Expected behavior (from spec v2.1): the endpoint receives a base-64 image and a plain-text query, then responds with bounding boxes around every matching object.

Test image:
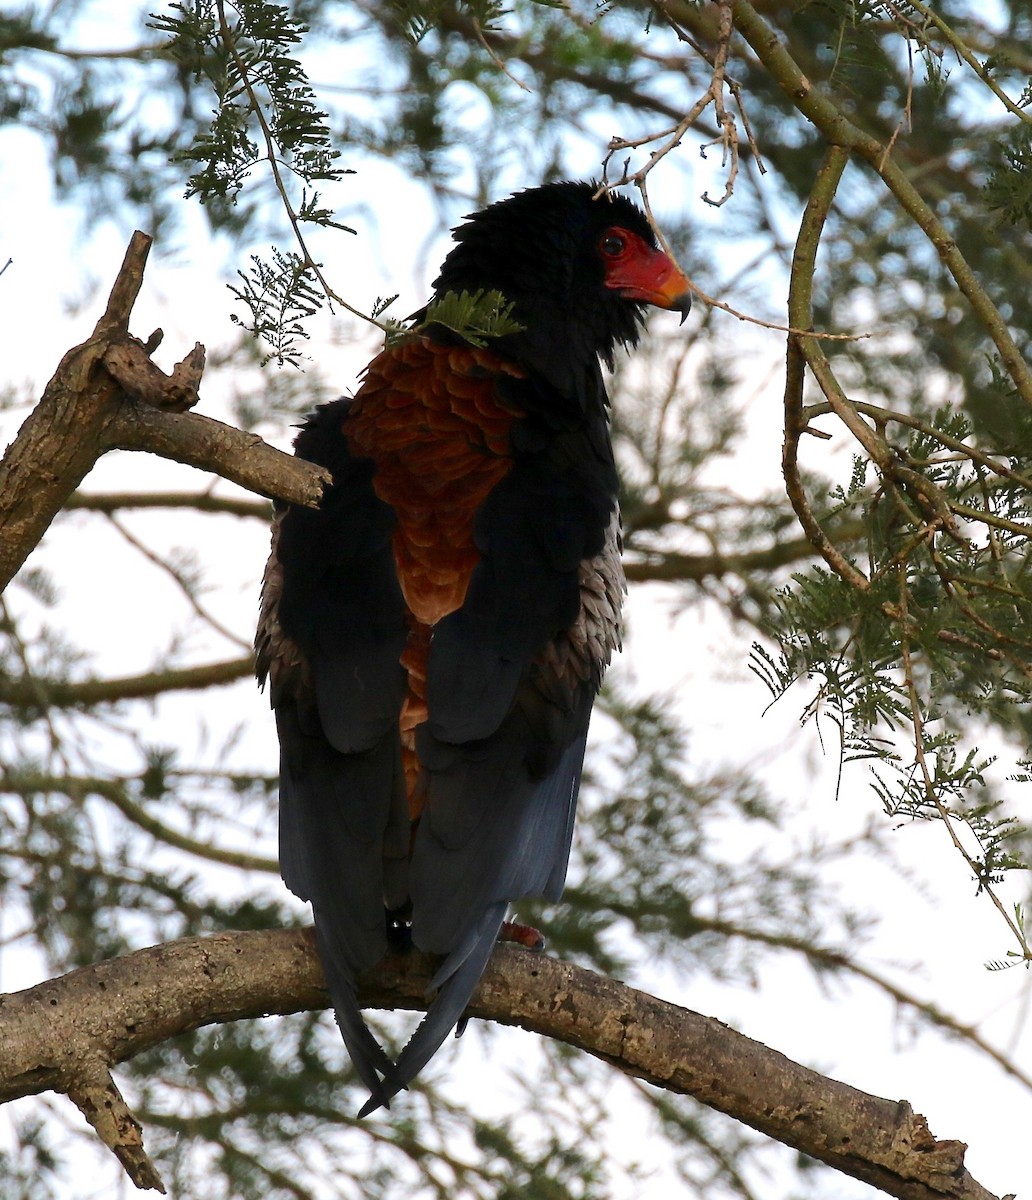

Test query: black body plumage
[256,181,685,1112]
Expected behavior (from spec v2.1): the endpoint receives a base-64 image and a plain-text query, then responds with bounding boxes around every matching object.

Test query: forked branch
[0,231,329,596]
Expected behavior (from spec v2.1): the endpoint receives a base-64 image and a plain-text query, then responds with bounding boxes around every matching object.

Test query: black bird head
[430,181,692,392]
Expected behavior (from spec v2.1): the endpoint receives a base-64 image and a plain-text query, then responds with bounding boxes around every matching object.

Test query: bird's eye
[600,232,626,257]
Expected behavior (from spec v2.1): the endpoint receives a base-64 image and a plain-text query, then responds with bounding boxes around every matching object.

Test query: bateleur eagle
[256,180,691,1113]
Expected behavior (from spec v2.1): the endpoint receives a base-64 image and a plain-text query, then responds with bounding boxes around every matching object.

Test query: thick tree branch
[0,231,328,596]
[106,404,327,512]
[0,931,1008,1200]
[0,232,149,592]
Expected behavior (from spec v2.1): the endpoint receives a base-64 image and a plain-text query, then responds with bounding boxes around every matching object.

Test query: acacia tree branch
[107,404,328,511]
[623,524,865,584]
[0,930,1007,1200]
[0,231,329,596]
[64,490,272,519]
[0,231,156,592]
[0,657,254,708]
[0,771,278,874]
[783,144,871,590]
[682,913,1032,1095]
[723,0,1032,412]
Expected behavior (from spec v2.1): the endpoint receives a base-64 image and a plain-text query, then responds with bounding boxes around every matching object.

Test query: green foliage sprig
[147,1,535,364]
[148,1,363,361]
[228,247,322,368]
[148,0,346,202]
[388,0,512,43]
[415,288,525,347]
[754,405,1032,968]
[985,128,1032,231]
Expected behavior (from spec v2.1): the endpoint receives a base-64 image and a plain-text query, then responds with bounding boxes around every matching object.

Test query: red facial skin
[599,226,693,317]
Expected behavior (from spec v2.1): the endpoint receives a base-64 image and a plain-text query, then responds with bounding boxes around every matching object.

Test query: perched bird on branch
[256,180,691,1113]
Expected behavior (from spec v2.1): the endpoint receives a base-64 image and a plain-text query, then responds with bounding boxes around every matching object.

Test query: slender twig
[699,0,739,208]
[666,910,1032,1095]
[213,1,390,334]
[0,771,278,874]
[903,0,1032,125]
[867,519,942,587]
[729,0,1032,412]
[681,273,875,340]
[105,512,251,651]
[877,3,915,172]
[0,657,254,708]
[804,400,1032,492]
[0,596,65,757]
[20,42,161,62]
[627,1076,763,1200]
[472,17,531,92]
[948,502,1032,540]
[65,490,271,519]
[602,0,741,207]
[928,553,1032,668]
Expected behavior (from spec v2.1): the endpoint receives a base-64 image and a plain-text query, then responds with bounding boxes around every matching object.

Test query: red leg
[499,919,545,951]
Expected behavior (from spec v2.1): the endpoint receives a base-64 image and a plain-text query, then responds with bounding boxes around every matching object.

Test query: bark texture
[0,930,1010,1200]
[0,231,328,594]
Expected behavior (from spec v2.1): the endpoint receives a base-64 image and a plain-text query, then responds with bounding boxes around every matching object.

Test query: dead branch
[106,404,327,513]
[0,231,329,596]
[0,930,1009,1200]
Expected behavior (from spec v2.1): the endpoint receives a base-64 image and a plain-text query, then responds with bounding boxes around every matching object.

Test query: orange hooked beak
[605,240,693,323]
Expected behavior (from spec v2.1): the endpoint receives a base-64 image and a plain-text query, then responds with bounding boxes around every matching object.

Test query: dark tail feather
[359,902,507,1116]
[313,921,395,1112]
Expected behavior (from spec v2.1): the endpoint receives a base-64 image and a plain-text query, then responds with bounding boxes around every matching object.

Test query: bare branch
[104,512,252,651]
[622,526,864,583]
[727,0,1032,412]
[0,232,158,592]
[106,404,328,510]
[0,657,254,708]
[0,231,327,595]
[67,1068,166,1194]
[0,771,278,874]
[903,0,1032,125]
[783,144,870,590]
[0,932,1008,1200]
[64,491,272,519]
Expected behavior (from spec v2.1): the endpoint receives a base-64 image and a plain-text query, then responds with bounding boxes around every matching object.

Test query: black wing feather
[378,695,592,1107]
[426,427,615,743]
[411,688,593,953]
[266,400,409,1104]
